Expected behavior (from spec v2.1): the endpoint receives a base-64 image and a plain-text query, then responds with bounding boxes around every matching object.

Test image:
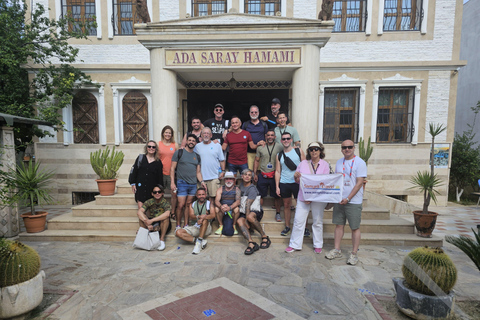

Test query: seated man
[175,187,215,254]
[237,169,271,255]
[136,184,171,251]
[214,171,240,235]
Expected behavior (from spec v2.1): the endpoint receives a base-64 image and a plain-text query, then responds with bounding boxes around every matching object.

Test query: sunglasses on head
[342,145,354,150]
[309,147,321,152]
[152,190,163,194]
[147,145,156,149]
[281,137,291,141]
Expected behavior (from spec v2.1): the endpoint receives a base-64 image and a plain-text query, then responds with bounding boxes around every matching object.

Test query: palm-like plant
[446,229,480,272]
[0,160,55,215]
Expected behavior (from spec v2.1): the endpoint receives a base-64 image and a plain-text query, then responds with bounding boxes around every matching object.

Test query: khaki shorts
[183,223,212,238]
[332,203,362,230]
[204,179,221,198]
[247,152,256,171]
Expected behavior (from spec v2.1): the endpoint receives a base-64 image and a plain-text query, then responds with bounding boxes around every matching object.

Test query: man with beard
[260,98,290,129]
[203,103,229,145]
[170,134,207,232]
[214,171,241,236]
[175,187,215,254]
[242,105,267,170]
[274,112,301,147]
[180,117,203,148]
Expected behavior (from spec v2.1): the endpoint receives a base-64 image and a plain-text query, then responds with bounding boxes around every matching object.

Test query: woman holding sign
[286,142,330,253]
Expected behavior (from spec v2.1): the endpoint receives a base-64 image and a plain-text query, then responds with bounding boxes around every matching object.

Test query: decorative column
[292,44,321,146]
[150,48,178,142]
[0,126,19,238]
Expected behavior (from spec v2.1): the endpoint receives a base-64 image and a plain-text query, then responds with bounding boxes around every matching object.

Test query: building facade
[31,0,464,206]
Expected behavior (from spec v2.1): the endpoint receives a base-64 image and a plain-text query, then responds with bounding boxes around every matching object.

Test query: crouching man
[176,187,215,254]
[136,184,171,251]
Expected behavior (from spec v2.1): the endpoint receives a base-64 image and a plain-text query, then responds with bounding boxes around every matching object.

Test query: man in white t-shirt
[325,139,367,266]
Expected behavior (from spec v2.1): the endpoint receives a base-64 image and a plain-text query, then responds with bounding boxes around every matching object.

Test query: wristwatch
[346,197,350,202]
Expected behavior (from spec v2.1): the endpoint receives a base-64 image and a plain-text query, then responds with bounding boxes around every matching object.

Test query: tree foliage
[0,0,96,148]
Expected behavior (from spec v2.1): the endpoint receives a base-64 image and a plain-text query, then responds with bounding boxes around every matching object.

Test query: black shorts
[239,209,264,222]
[279,182,299,199]
[256,173,279,198]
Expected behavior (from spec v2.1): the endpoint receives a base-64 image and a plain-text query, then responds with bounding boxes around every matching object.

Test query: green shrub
[0,239,41,287]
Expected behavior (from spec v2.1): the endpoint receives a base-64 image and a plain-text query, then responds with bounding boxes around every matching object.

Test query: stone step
[18,229,442,247]
[49,212,411,235]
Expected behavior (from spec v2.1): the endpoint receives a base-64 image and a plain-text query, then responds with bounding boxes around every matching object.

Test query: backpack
[277,148,301,171]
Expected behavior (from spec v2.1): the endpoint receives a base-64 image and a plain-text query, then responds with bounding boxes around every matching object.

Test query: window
[376,87,414,142]
[123,91,148,143]
[192,0,227,17]
[323,88,359,143]
[113,0,139,35]
[61,0,96,35]
[332,0,367,32]
[383,0,422,31]
[72,91,99,144]
[244,0,280,15]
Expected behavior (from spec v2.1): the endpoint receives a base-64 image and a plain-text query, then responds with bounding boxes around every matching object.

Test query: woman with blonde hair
[158,125,179,214]
[129,140,163,209]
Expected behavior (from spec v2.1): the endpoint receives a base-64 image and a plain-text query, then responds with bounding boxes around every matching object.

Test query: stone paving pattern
[17,204,480,319]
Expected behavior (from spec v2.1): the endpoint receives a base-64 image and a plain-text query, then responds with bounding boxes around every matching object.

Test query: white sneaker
[325,248,342,260]
[201,239,208,249]
[347,252,359,265]
[158,240,165,251]
[174,226,181,234]
[192,240,202,254]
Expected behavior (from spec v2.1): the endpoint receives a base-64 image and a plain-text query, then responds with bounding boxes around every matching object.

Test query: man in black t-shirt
[203,103,229,145]
[261,98,290,129]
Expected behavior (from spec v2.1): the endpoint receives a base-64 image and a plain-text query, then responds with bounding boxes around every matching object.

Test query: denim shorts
[227,162,248,176]
[176,179,197,197]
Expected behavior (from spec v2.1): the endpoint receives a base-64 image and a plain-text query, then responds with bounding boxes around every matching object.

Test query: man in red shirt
[222,116,263,176]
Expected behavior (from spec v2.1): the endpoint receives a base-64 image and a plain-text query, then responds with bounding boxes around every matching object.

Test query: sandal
[244,241,259,255]
[260,236,271,249]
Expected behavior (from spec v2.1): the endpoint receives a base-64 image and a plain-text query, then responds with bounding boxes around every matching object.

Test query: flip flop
[260,236,271,249]
[244,241,259,255]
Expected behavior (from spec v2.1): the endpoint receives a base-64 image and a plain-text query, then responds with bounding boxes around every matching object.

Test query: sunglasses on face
[342,146,354,150]
[147,145,156,149]
[281,137,291,141]
[250,111,258,114]
[309,147,321,152]
[152,191,163,194]
[215,108,223,112]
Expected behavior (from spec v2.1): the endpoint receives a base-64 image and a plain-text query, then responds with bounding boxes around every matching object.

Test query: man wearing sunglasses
[203,103,229,145]
[242,105,267,170]
[325,140,367,266]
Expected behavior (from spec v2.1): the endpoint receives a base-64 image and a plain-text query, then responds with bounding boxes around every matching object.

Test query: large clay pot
[20,211,48,233]
[0,271,45,319]
[96,179,117,196]
[413,210,438,238]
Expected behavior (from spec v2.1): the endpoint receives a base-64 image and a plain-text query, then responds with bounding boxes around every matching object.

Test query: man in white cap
[214,171,240,235]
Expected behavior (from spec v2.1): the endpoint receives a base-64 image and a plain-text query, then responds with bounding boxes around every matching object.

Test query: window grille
[244,0,281,15]
[192,0,227,17]
[332,0,367,32]
[376,87,415,143]
[323,88,359,143]
[72,91,99,144]
[61,0,96,35]
[383,0,423,31]
[112,0,139,35]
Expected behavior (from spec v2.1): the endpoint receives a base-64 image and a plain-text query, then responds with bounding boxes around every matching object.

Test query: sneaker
[314,248,322,254]
[280,226,291,236]
[325,248,342,260]
[192,240,202,254]
[275,213,282,222]
[201,239,208,249]
[304,228,311,238]
[174,226,181,234]
[285,246,296,253]
[215,226,223,235]
[158,240,166,251]
[234,227,238,235]
[347,252,359,265]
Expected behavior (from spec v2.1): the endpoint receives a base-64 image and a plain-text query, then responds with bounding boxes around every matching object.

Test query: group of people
[128,98,367,265]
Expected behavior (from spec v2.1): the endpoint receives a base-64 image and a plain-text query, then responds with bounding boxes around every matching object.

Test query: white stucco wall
[293,0,317,19]
[426,71,450,142]
[73,45,150,64]
[159,0,180,21]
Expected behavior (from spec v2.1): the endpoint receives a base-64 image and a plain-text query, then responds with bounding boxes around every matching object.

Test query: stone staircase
[19,185,443,247]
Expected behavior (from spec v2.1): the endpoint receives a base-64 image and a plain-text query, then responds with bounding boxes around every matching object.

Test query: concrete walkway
[16,204,480,319]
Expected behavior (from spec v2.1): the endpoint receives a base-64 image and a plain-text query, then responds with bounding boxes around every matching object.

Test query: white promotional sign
[299,173,344,203]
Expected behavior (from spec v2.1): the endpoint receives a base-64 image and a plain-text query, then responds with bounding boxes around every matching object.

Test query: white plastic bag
[133,227,161,250]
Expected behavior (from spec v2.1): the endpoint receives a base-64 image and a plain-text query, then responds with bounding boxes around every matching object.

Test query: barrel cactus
[402,246,457,296]
[0,239,41,287]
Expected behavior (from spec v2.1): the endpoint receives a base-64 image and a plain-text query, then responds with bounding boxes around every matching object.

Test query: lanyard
[342,155,355,178]
[195,201,206,216]
[311,161,320,174]
[266,143,275,163]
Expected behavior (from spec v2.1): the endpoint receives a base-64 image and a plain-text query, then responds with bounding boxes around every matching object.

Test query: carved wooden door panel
[123,91,148,143]
[72,91,99,144]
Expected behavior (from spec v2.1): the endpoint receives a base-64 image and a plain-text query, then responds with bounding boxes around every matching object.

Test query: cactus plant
[402,246,457,296]
[358,137,373,165]
[90,146,125,180]
[0,239,41,287]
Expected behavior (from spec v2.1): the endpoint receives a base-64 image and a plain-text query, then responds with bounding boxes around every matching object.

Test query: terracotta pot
[412,210,438,238]
[20,211,48,233]
[23,156,31,161]
[96,179,117,196]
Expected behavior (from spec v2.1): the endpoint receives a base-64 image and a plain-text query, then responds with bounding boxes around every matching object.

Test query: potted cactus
[393,246,457,319]
[0,239,45,319]
[90,146,125,196]
[358,137,373,189]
